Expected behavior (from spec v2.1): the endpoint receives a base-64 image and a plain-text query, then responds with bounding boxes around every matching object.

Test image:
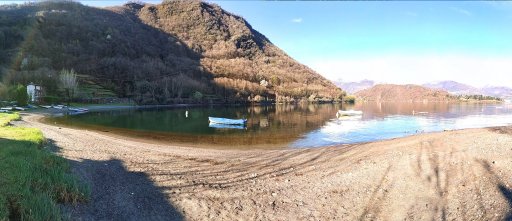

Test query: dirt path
[19,113,512,220]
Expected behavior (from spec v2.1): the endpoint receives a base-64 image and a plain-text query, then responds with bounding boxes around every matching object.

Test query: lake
[47,102,512,149]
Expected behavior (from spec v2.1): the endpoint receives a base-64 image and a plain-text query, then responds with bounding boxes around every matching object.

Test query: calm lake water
[48,102,512,149]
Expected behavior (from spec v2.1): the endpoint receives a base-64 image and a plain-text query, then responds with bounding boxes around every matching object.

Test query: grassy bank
[0,113,20,127]
[0,113,88,220]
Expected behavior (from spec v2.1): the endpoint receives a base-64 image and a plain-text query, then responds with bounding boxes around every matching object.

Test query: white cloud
[307,54,512,87]
[450,7,472,16]
[291,18,303,23]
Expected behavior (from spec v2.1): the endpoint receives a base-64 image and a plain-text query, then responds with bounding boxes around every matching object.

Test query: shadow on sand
[46,139,183,221]
[477,159,512,221]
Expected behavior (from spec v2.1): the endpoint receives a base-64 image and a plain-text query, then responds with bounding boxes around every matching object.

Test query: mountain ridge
[0,1,343,104]
[355,84,455,102]
[423,81,512,98]
[334,79,375,94]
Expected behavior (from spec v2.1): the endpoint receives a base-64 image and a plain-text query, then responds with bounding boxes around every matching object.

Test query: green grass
[0,113,89,221]
[0,113,20,127]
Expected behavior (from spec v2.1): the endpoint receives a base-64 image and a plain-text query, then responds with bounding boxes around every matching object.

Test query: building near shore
[27,83,43,103]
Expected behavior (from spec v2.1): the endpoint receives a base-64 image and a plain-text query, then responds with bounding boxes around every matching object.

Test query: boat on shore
[336,110,363,118]
[208,117,247,125]
[68,108,89,115]
[69,108,89,112]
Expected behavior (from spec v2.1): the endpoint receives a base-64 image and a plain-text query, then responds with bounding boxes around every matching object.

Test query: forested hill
[355,84,456,102]
[0,1,344,104]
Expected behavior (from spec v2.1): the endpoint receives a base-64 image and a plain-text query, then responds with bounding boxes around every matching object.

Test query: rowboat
[208,117,247,125]
[412,110,428,115]
[208,123,246,130]
[69,108,89,112]
[337,115,362,120]
[336,110,363,117]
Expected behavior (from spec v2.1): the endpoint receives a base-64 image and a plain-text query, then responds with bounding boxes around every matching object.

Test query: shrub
[14,84,28,106]
[192,91,203,101]
[343,95,356,104]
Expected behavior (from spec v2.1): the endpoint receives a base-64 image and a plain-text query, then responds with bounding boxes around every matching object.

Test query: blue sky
[3,1,512,87]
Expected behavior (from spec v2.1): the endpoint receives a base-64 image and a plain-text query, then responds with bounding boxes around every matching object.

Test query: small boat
[208,117,247,125]
[336,110,363,117]
[40,105,52,109]
[337,115,362,120]
[208,123,246,130]
[68,108,89,115]
[69,108,89,112]
[412,110,429,115]
[67,111,87,116]
[1,107,13,111]
[14,107,25,111]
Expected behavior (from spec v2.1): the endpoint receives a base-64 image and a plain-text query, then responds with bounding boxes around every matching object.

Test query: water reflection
[48,103,340,148]
[47,102,512,149]
[292,102,512,148]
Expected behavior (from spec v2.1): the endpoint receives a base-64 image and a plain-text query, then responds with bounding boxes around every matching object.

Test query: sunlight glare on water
[291,107,512,148]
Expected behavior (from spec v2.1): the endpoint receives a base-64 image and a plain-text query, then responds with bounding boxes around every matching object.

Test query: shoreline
[33,102,511,151]
[16,112,512,220]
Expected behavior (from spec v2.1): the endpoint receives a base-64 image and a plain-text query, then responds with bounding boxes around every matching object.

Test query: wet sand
[18,113,512,220]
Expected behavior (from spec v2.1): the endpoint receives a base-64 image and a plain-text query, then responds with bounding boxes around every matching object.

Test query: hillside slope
[355,84,455,102]
[0,1,343,104]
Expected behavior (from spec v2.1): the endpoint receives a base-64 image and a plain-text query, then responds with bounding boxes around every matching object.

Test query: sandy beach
[17,113,512,220]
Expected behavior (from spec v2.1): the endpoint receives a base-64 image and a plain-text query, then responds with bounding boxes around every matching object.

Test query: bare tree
[59,69,78,105]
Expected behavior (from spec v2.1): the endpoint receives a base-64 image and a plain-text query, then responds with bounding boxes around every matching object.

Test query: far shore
[28,98,507,116]
[14,112,512,220]
[355,99,504,103]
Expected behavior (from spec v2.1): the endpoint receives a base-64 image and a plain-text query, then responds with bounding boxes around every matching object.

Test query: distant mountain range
[422,81,512,98]
[334,80,375,94]
[422,81,480,95]
[336,80,512,98]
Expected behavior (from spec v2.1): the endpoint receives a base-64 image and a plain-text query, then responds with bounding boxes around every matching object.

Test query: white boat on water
[208,117,247,125]
[208,123,246,130]
[412,110,429,115]
[337,115,362,120]
[336,110,363,117]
